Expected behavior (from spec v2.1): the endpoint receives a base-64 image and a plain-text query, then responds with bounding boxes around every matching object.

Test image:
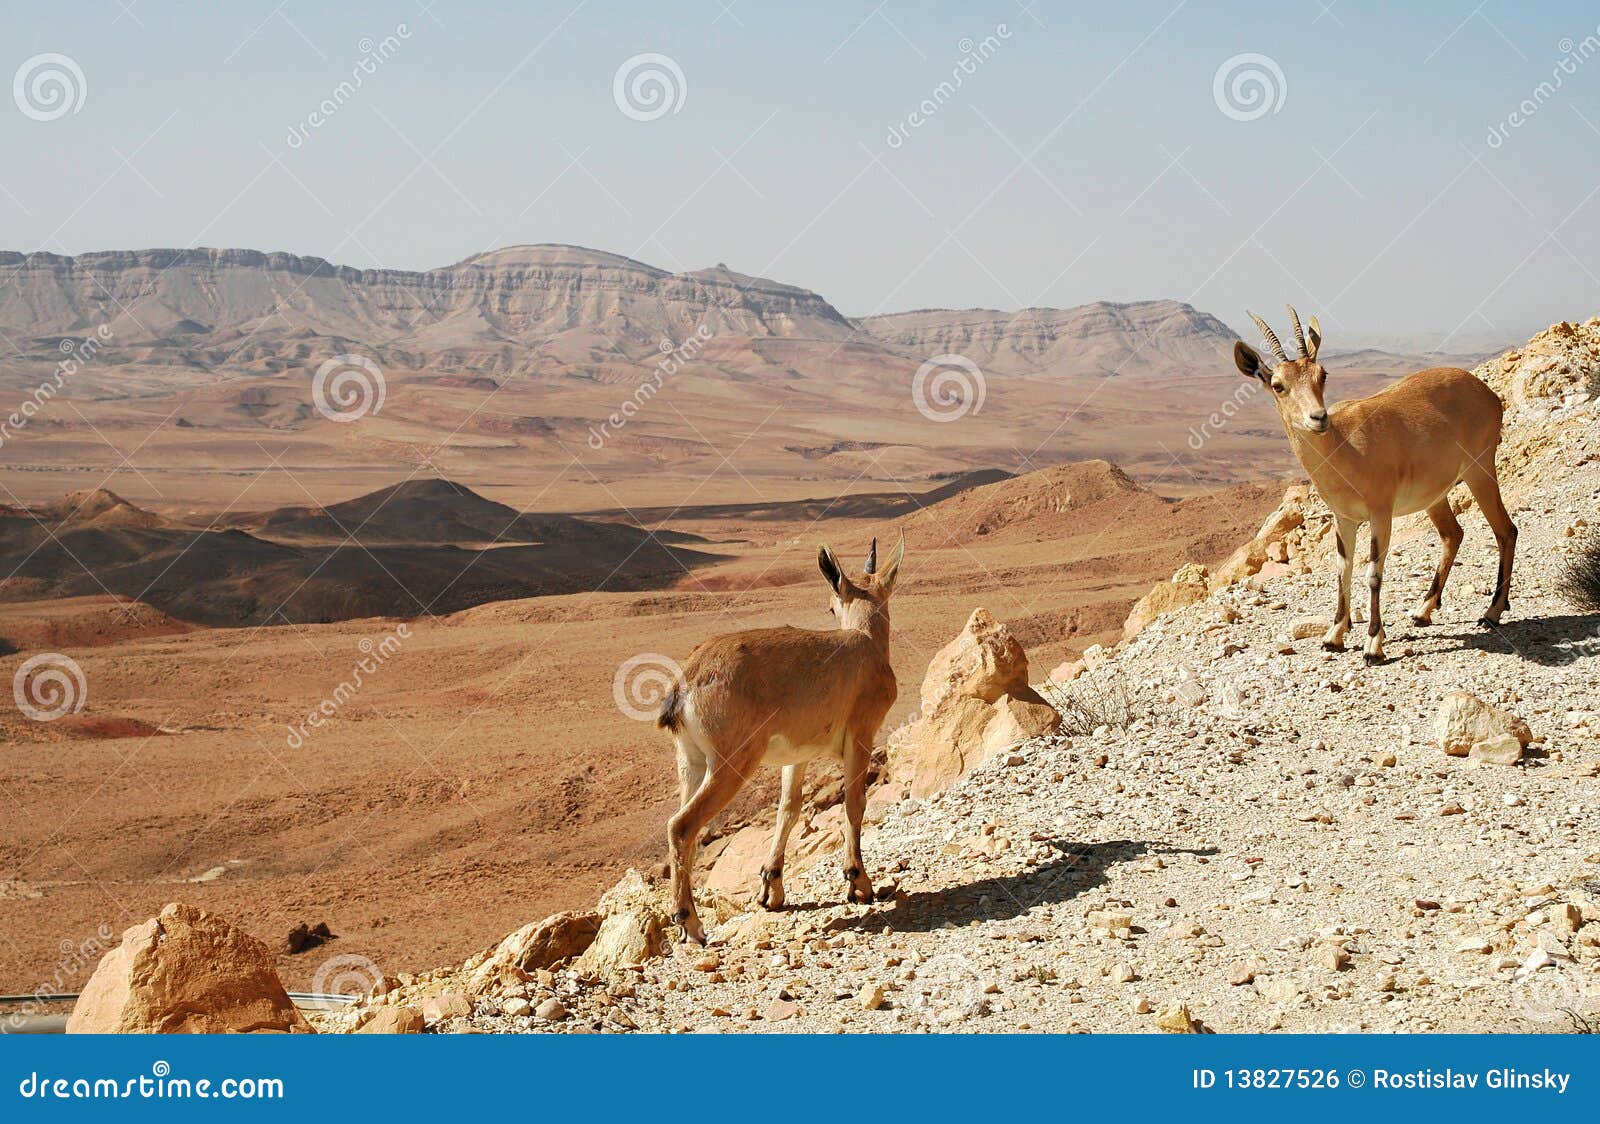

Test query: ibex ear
[878,534,906,596]
[1305,316,1321,361]
[1233,340,1267,383]
[818,545,843,593]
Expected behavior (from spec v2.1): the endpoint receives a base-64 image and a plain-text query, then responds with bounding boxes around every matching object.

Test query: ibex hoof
[1362,652,1387,666]
[1320,640,1345,652]
[1409,613,1433,627]
[672,909,706,946]
[1477,615,1501,628]
[757,868,785,911]
[844,866,874,904]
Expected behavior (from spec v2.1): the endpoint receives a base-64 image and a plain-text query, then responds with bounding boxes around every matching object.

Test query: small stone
[1290,618,1324,640]
[859,984,886,1011]
[1132,995,1152,1014]
[1455,937,1492,954]
[1089,910,1134,932]
[1226,961,1258,986]
[765,997,799,1022]
[1111,962,1137,983]
[535,997,569,1021]
[500,997,532,1018]
[1467,734,1523,766]
[1318,945,1351,971]
[1156,1003,1198,1033]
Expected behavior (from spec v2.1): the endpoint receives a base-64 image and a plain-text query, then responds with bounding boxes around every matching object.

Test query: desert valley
[2,245,1596,1036]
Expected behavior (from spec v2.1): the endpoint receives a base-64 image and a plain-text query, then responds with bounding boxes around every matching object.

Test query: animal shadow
[1432,611,1600,666]
[817,838,1219,936]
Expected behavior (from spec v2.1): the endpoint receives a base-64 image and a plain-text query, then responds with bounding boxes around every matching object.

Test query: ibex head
[818,533,904,632]
[1234,305,1329,434]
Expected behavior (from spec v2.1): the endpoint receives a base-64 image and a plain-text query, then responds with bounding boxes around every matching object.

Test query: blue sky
[3,1,1598,347]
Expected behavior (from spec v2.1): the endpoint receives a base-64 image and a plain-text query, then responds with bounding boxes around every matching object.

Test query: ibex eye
[1272,383,1286,394]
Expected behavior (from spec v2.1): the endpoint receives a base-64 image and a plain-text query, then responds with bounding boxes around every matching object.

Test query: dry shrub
[1558,532,1600,612]
[1039,675,1133,737]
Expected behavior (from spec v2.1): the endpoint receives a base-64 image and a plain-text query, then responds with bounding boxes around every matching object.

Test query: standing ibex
[657,536,903,943]
[1234,308,1515,664]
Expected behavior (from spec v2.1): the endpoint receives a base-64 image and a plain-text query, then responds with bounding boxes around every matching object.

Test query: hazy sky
[3,1,1598,348]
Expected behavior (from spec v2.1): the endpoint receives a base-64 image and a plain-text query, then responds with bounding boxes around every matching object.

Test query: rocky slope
[305,320,1600,1036]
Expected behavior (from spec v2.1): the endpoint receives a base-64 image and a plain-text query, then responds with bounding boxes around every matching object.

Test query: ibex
[1234,307,1515,664]
[657,536,903,943]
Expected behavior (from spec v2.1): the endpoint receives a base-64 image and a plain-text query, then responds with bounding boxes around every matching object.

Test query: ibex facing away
[1234,307,1515,664]
[657,536,902,943]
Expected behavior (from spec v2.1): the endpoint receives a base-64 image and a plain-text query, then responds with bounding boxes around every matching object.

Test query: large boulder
[574,870,670,977]
[68,903,311,1034]
[465,909,602,992]
[919,608,1047,707]
[1436,692,1533,759]
[1209,484,1334,589]
[1123,562,1210,641]
[891,609,1060,798]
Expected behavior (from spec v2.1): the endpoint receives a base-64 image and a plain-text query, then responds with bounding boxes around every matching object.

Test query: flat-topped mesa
[0,243,855,352]
[856,299,1238,372]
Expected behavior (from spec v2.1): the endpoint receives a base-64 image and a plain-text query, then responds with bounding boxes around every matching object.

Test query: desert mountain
[0,479,718,626]
[856,301,1237,376]
[0,245,855,363]
[0,245,1237,378]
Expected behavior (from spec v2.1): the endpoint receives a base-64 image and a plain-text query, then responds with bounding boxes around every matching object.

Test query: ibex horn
[1246,310,1289,364]
[864,537,878,574]
[1286,305,1308,359]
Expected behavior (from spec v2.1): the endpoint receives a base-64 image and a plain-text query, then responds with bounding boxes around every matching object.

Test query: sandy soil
[0,464,1276,993]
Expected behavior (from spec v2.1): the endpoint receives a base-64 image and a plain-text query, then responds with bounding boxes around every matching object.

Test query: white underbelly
[1393,476,1457,518]
[762,727,846,767]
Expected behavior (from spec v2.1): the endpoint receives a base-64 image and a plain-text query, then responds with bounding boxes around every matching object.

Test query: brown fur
[660,537,903,942]
[1236,308,1515,663]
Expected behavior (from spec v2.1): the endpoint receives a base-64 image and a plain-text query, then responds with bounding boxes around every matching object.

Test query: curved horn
[1285,305,1309,358]
[1246,309,1289,364]
[864,537,878,574]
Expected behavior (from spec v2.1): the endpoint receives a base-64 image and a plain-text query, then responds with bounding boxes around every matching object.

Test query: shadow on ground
[799,839,1219,935]
[1432,611,1600,666]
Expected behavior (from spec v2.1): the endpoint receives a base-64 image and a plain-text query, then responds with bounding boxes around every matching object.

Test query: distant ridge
[0,244,1239,379]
